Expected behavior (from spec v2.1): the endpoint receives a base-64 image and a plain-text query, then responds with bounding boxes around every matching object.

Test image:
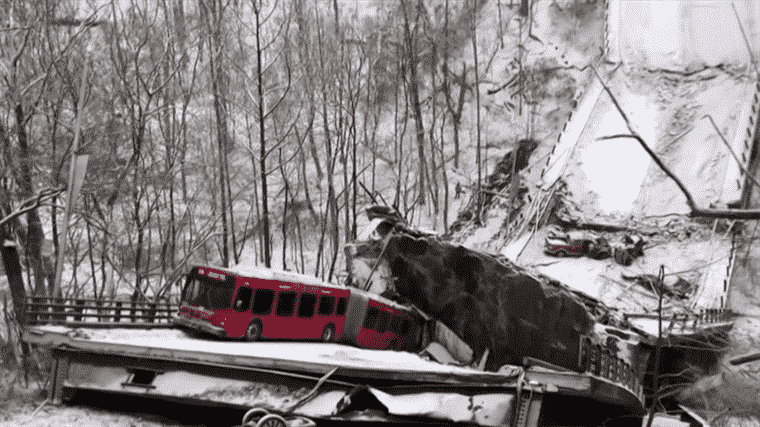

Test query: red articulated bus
[174,265,424,351]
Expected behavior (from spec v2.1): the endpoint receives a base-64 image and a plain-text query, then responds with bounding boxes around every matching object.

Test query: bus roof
[199,263,347,291]
[193,264,414,312]
[349,285,415,311]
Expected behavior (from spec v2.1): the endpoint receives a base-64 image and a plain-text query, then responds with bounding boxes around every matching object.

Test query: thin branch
[591,65,760,220]
[0,188,65,229]
[597,134,698,209]
[731,1,757,73]
[701,114,760,193]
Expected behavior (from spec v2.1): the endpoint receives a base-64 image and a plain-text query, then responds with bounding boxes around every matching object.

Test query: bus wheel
[321,324,335,342]
[245,320,263,342]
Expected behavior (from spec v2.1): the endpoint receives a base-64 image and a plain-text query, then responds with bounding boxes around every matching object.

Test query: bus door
[268,282,300,339]
[226,281,254,338]
[315,290,349,341]
[295,291,320,338]
[250,285,276,338]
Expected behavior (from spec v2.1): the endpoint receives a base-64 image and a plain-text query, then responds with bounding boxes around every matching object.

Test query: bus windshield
[182,274,234,311]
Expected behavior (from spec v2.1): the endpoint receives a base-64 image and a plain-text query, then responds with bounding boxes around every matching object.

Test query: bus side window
[318,296,335,316]
[209,286,234,310]
[336,297,348,316]
[364,308,380,330]
[377,311,390,333]
[252,289,275,315]
[400,319,411,335]
[298,294,317,318]
[276,292,297,317]
[234,287,253,312]
[181,276,193,301]
[188,279,202,306]
[389,316,403,334]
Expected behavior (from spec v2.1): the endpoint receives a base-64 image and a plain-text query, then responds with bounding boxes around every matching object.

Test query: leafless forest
[1,0,479,301]
[0,0,601,412]
[0,0,591,304]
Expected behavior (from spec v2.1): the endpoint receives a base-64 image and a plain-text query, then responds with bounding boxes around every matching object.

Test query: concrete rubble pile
[345,207,650,376]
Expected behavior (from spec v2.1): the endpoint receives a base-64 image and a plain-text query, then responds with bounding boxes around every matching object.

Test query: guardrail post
[130,299,137,323]
[73,299,84,322]
[146,302,156,324]
[52,297,66,323]
[114,301,122,323]
[162,302,170,324]
[95,298,103,322]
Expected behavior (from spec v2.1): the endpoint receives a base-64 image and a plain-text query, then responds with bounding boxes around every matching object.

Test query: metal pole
[645,265,666,427]
[53,59,88,299]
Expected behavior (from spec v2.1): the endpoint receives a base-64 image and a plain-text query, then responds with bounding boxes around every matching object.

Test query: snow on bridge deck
[24,325,515,384]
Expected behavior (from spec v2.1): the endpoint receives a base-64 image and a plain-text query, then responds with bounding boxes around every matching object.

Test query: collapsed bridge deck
[24,324,645,426]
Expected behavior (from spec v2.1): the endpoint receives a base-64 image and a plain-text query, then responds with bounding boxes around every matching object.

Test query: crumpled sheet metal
[366,388,515,426]
[64,362,345,417]
[63,359,518,424]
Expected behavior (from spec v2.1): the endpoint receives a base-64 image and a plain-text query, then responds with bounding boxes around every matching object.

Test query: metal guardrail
[624,308,733,328]
[24,297,178,328]
[579,338,644,401]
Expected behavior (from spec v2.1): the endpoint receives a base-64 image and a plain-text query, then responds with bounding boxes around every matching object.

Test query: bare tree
[313,0,342,280]
[231,0,298,268]
[200,0,232,267]
[471,0,483,224]
[1,5,52,298]
[400,0,428,206]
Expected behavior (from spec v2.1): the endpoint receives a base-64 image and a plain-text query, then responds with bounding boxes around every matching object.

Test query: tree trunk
[428,40,439,217]
[401,0,427,206]
[0,180,26,322]
[14,104,49,297]
[279,148,289,270]
[206,0,230,267]
[254,5,272,268]
[471,1,483,224]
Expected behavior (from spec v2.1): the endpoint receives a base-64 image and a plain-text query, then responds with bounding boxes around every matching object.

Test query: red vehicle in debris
[544,226,590,257]
[544,226,612,259]
[174,265,424,351]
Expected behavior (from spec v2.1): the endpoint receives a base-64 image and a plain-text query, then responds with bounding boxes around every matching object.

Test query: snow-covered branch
[0,187,65,230]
